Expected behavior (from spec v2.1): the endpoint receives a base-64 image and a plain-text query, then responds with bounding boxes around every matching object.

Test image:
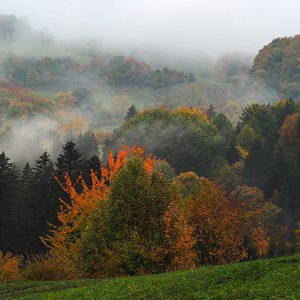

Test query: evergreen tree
[0,152,20,254]
[207,104,217,119]
[55,141,82,179]
[124,104,138,122]
[30,152,58,253]
[55,141,82,204]
[18,162,34,254]
[80,155,102,188]
[76,130,99,159]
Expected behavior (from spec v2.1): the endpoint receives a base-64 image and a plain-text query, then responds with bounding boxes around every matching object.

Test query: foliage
[251,35,300,99]
[42,145,195,278]
[76,129,99,159]
[124,103,138,122]
[111,95,130,119]
[0,251,23,283]
[103,107,227,178]
[222,100,242,120]
[1,52,192,89]
[274,112,300,228]
[81,154,195,277]
[72,87,93,108]
[236,124,258,151]
[152,158,176,182]
[0,80,53,122]
[21,254,79,282]
[183,82,207,107]
[0,151,20,253]
[94,130,110,145]
[173,172,202,198]
[41,146,130,262]
[185,178,247,265]
[213,52,253,83]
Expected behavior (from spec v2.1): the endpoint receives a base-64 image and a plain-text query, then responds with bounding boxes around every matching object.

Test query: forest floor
[1,253,300,299]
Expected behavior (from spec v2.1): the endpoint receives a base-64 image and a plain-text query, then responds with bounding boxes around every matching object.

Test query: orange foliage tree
[42,145,195,277]
[41,145,130,261]
[185,178,248,265]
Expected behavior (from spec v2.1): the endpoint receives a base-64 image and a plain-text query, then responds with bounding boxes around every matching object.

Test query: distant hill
[251,35,300,100]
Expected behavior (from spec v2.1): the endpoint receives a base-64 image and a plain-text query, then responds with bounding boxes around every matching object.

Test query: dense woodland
[0,54,194,89]
[1,14,300,281]
[251,35,300,100]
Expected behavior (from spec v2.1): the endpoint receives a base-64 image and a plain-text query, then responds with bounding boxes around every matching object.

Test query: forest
[1,14,300,282]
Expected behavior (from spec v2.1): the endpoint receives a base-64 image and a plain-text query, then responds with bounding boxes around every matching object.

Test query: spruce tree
[124,104,138,122]
[30,152,58,253]
[76,130,99,159]
[18,162,34,254]
[55,141,82,179]
[55,141,82,204]
[0,152,20,254]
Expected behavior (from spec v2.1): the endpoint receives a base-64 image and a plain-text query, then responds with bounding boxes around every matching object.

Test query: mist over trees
[250,35,300,101]
[2,14,300,282]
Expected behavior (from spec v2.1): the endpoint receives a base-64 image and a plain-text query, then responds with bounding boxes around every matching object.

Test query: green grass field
[0,41,92,64]
[1,254,300,299]
[28,81,190,110]
[195,75,231,86]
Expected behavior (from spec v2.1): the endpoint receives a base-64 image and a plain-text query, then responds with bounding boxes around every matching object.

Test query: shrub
[0,251,23,283]
[21,254,79,281]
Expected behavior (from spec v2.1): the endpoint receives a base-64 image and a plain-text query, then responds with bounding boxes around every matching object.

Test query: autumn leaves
[41,144,280,278]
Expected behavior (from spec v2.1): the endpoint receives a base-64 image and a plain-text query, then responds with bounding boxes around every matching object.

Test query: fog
[2,0,300,60]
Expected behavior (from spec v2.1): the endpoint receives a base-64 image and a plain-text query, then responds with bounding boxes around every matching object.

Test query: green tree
[72,87,94,108]
[17,162,34,254]
[25,69,41,86]
[0,152,20,254]
[30,152,58,253]
[80,156,189,276]
[55,141,82,204]
[76,130,99,159]
[124,104,138,122]
[152,158,175,182]
[55,141,82,179]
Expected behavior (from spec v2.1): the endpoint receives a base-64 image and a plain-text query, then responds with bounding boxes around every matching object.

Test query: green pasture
[0,41,92,64]
[1,254,300,299]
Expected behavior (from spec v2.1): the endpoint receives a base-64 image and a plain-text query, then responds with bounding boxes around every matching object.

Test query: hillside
[251,35,300,100]
[0,41,93,64]
[1,254,300,299]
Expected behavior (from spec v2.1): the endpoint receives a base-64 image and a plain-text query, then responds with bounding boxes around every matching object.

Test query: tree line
[2,98,300,281]
[0,131,100,255]
[0,53,195,88]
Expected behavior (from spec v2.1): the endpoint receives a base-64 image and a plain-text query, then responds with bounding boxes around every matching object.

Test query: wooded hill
[251,35,300,100]
[1,14,300,283]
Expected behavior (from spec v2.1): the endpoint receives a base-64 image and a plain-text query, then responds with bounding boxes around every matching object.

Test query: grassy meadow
[0,41,92,64]
[1,254,300,299]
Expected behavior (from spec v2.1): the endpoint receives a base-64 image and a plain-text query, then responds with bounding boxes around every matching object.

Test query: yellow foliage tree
[111,95,130,119]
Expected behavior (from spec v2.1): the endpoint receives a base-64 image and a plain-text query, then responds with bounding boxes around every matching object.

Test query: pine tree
[30,152,58,253]
[55,142,82,204]
[55,141,82,179]
[80,155,102,188]
[0,152,20,254]
[124,104,138,122]
[76,130,99,159]
[18,162,34,254]
[207,104,217,119]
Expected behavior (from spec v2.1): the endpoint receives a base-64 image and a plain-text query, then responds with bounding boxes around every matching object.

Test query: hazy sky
[2,0,300,58]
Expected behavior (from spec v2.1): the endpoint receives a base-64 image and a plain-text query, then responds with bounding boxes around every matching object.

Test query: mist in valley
[0,0,299,167]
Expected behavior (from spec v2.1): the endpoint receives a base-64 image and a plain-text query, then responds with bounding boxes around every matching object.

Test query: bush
[0,251,23,283]
[21,254,80,281]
